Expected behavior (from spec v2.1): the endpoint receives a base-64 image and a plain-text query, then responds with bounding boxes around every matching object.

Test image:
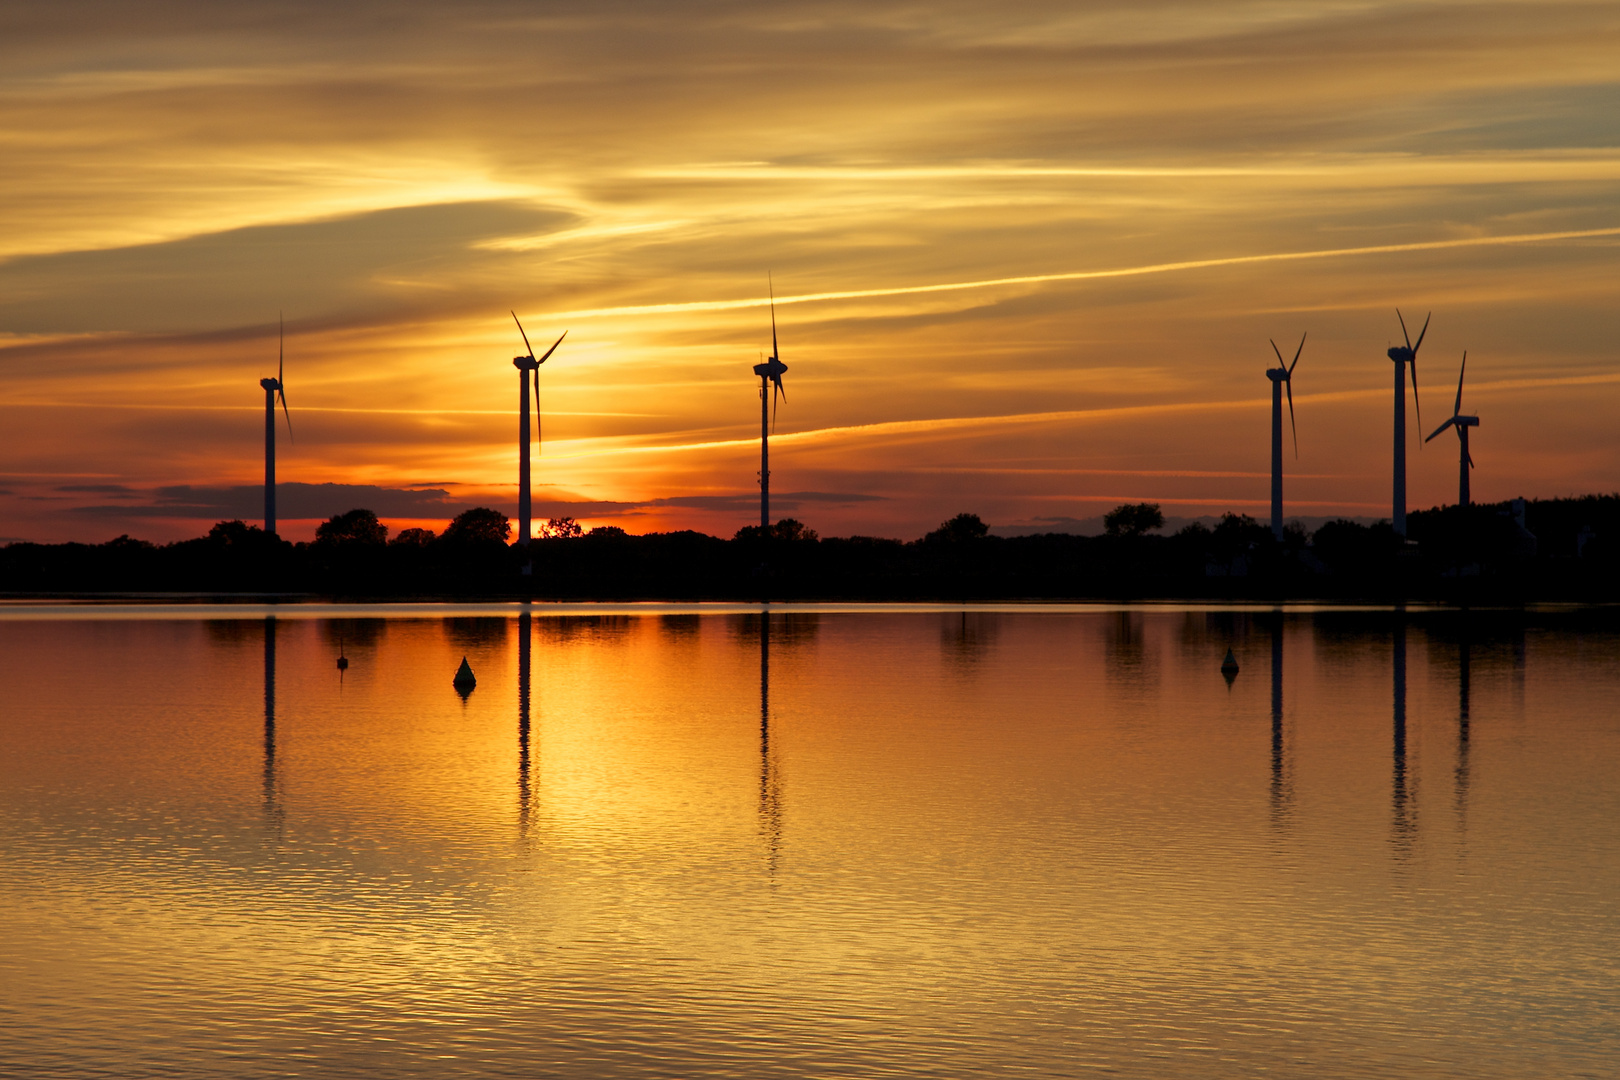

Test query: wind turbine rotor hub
[260,378,280,391]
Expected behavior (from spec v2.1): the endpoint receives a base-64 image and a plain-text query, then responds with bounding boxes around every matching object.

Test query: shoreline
[2,596,1614,620]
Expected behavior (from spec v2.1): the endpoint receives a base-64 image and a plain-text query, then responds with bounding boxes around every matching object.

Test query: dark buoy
[336,635,349,672]
[453,656,477,699]
[1221,648,1240,687]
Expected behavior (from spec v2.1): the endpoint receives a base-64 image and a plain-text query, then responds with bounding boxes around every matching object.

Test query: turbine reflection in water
[1391,613,1417,858]
[1106,610,1159,697]
[1513,622,1527,710]
[943,611,1000,670]
[1456,631,1472,836]
[518,609,535,846]
[1269,611,1292,829]
[262,614,283,838]
[759,609,782,875]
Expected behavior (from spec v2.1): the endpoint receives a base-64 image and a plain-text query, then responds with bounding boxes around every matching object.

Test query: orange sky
[2,2,1618,542]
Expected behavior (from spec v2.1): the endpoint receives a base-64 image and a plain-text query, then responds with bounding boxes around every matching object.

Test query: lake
[1,603,1616,1079]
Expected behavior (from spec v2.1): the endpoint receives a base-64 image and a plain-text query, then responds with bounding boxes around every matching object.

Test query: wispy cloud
[531,226,1620,322]
[67,482,461,520]
[536,371,1620,462]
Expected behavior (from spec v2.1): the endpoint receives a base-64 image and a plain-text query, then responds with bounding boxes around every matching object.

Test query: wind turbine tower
[510,313,566,547]
[752,281,788,530]
[1386,310,1428,536]
[260,315,292,536]
[1426,352,1480,506]
[1266,334,1305,542]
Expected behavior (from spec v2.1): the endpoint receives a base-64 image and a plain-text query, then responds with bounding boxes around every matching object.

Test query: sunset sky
[2,1,1617,543]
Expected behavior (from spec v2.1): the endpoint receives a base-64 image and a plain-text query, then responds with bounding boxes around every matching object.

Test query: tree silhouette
[390,527,436,546]
[443,507,511,545]
[539,517,584,539]
[316,508,387,546]
[925,513,990,544]
[1104,503,1164,537]
[734,518,819,543]
[207,519,274,549]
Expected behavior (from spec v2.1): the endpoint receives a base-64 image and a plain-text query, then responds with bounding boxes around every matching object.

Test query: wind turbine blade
[1467,450,1475,469]
[1289,331,1306,374]
[1270,338,1284,366]
[536,330,567,364]
[1425,416,1455,442]
[278,312,291,442]
[1454,351,1467,415]
[1410,354,1422,435]
[772,381,780,433]
[511,311,534,358]
[768,273,779,362]
[1397,309,1412,351]
[1412,311,1430,354]
[534,369,542,455]
[1286,377,1298,458]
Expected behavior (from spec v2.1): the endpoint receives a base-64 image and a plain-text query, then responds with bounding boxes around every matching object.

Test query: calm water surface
[1,605,1616,1078]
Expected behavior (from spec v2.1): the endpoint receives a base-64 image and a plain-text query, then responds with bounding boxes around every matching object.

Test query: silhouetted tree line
[5,496,1620,601]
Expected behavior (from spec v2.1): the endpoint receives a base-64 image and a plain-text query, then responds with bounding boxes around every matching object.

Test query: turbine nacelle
[263,314,292,440]
[754,273,790,529]
[1428,413,1481,436]
[260,314,293,536]
[1267,333,1305,457]
[1390,309,1429,428]
[755,355,787,435]
[510,312,567,460]
[756,275,789,432]
[1425,351,1480,457]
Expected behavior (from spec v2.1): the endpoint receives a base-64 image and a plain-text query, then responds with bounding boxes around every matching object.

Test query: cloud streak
[540,371,1620,462]
[532,225,1620,322]
[67,482,461,520]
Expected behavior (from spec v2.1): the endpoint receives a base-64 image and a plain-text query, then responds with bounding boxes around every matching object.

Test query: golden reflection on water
[1,608,1617,1078]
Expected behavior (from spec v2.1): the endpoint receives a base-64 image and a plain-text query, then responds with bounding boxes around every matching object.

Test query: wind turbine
[1266,333,1305,542]
[752,279,788,531]
[510,313,567,547]
[260,315,292,537]
[1425,352,1480,506]
[1386,310,1428,536]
